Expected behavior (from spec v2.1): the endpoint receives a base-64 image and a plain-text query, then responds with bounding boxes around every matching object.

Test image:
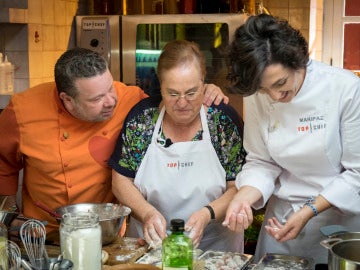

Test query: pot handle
[320,237,343,249]
[320,225,348,237]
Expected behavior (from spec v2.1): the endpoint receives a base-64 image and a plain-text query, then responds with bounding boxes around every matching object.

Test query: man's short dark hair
[54,47,108,97]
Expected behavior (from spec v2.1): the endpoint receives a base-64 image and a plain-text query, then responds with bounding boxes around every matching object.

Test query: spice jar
[60,212,101,270]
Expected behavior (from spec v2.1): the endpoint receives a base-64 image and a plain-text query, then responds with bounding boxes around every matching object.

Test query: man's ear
[59,92,73,102]
[59,92,75,111]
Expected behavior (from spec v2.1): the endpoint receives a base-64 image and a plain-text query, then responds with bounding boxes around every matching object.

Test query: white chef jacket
[236,59,360,264]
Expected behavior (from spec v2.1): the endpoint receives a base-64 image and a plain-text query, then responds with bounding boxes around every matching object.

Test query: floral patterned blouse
[109,97,246,180]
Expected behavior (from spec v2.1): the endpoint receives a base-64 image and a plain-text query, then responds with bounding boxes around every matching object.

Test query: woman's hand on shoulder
[203,84,229,106]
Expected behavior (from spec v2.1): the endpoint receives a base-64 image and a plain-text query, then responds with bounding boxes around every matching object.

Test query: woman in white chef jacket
[223,14,360,265]
[109,40,247,251]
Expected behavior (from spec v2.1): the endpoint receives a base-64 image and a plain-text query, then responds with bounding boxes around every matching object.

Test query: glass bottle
[3,55,14,94]
[162,219,193,270]
[0,53,6,94]
[60,212,102,270]
[179,0,196,14]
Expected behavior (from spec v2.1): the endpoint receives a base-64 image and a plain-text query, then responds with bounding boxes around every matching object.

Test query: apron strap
[152,106,210,143]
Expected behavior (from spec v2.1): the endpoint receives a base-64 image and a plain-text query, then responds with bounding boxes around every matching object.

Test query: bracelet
[305,203,318,216]
[304,196,318,216]
[204,205,215,220]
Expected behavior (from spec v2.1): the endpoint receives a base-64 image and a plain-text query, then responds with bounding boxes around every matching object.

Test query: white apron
[128,106,243,252]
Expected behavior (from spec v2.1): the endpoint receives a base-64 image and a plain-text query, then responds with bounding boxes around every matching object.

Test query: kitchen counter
[42,237,254,269]
[43,237,148,265]
[23,237,324,269]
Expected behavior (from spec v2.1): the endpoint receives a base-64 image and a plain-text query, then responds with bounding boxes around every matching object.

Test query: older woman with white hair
[109,39,246,252]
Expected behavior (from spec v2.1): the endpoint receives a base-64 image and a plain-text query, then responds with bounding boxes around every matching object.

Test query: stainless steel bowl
[55,203,131,245]
[0,210,19,227]
[253,253,314,270]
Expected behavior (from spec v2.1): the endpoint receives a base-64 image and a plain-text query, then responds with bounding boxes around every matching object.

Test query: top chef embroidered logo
[167,161,194,170]
[297,114,326,133]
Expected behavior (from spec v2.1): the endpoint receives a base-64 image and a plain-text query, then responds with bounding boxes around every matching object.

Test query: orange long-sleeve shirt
[0,81,147,234]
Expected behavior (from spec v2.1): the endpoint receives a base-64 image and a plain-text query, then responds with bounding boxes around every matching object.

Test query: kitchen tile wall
[0,24,29,90]
[264,0,310,40]
[263,0,323,60]
[0,0,323,109]
[27,0,78,87]
[26,0,321,87]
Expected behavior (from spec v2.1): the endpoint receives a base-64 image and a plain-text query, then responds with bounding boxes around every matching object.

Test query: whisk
[0,240,22,270]
[0,240,6,270]
[20,219,48,270]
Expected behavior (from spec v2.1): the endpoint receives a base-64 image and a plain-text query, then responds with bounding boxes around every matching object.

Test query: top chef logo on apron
[167,160,194,170]
[297,114,326,133]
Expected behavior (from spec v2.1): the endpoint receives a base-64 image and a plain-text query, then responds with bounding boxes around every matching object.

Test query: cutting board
[102,264,160,269]
[39,237,148,265]
[102,237,148,265]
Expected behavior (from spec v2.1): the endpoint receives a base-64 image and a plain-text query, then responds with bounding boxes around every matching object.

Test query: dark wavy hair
[54,47,108,98]
[227,14,309,96]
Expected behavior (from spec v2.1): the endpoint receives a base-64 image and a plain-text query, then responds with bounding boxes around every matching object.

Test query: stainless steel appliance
[76,16,120,81]
[76,14,247,116]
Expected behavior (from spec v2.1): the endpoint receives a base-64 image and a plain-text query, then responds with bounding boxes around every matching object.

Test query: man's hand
[203,84,229,106]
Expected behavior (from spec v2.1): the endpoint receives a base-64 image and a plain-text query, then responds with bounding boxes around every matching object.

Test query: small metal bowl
[55,203,131,245]
[0,210,19,227]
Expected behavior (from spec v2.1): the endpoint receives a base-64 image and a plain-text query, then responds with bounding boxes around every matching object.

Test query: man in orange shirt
[0,48,227,239]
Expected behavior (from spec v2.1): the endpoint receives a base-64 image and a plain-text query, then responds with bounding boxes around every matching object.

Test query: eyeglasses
[164,89,202,102]
[167,91,198,101]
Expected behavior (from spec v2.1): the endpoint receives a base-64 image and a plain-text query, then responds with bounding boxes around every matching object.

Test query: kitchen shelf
[0,91,14,96]
[0,8,28,24]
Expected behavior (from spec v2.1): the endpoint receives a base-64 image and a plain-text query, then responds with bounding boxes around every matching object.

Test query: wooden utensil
[34,201,62,219]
